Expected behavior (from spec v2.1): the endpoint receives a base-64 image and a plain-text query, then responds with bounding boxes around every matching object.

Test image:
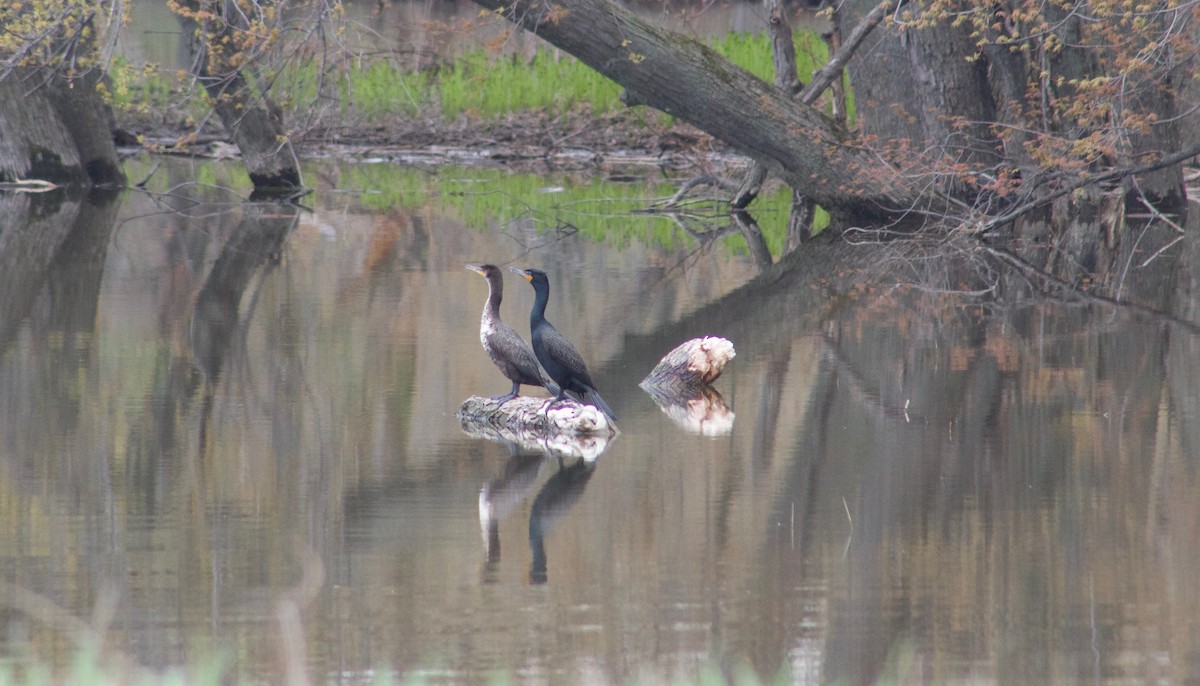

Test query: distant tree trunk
[176,0,303,198]
[0,68,122,188]
[730,0,801,211]
[835,0,1007,208]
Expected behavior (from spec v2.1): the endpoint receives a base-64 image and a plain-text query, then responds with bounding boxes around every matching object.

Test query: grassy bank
[110,30,850,125]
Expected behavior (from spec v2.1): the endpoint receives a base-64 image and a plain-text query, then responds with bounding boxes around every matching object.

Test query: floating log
[640,336,736,390]
[457,395,617,457]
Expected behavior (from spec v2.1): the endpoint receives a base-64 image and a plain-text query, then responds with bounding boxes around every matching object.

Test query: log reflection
[641,383,734,436]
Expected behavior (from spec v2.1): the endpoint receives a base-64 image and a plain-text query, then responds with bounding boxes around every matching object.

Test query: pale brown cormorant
[467,264,556,402]
[510,267,616,422]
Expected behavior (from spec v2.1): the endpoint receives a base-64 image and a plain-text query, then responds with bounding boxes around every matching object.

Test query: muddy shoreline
[121,109,751,177]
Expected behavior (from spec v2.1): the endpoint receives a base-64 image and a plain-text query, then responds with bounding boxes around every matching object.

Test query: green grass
[0,642,228,686]
[110,29,848,123]
[436,47,623,118]
[709,30,855,123]
[0,647,804,686]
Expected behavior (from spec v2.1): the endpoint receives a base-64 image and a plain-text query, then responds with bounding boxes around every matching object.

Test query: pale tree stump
[640,337,736,436]
[640,336,736,389]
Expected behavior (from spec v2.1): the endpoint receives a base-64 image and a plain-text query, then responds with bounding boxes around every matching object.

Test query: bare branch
[978,142,1200,234]
[801,0,898,106]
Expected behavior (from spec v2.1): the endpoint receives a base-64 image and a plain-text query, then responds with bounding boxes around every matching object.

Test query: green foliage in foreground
[0,643,227,686]
[0,645,806,686]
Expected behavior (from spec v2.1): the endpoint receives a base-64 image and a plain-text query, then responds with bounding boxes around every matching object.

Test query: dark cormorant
[510,267,617,422]
[466,264,556,402]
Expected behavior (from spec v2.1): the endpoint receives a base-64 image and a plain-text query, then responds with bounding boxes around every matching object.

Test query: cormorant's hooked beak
[465,263,484,275]
[509,267,533,282]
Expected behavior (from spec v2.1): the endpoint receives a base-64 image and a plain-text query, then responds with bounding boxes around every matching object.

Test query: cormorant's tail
[581,386,617,423]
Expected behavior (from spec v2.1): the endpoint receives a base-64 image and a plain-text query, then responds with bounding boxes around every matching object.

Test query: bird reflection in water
[479,441,545,580]
[467,416,612,585]
[528,456,596,585]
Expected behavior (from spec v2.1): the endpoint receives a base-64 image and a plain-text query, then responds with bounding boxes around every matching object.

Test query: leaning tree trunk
[469,0,934,228]
[177,0,303,198]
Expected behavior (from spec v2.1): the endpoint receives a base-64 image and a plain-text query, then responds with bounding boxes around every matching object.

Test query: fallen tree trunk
[469,0,930,227]
[459,337,737,439]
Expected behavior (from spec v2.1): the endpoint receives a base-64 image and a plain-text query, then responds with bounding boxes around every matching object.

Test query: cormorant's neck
[529,282,550,324]
[485,277,503,318]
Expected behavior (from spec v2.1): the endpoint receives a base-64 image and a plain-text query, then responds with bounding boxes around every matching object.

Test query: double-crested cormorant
[510,267,617,422]
[467,264,556,402]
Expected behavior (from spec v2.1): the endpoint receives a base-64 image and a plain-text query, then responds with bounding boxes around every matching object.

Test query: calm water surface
[1,160,1199,685]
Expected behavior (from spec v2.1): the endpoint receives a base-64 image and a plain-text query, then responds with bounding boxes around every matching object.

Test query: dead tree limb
[976,141,1200,234]
[459,400,615,460]
[802,0,896,106]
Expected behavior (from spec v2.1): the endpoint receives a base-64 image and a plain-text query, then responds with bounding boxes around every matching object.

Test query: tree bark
[840,0,1002,172]
[470,0,931,227]
[178,0,303,198]
[458,395,617,443]
[0,69,93,188]
[46,70,125,187]
[639,336,736,390]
